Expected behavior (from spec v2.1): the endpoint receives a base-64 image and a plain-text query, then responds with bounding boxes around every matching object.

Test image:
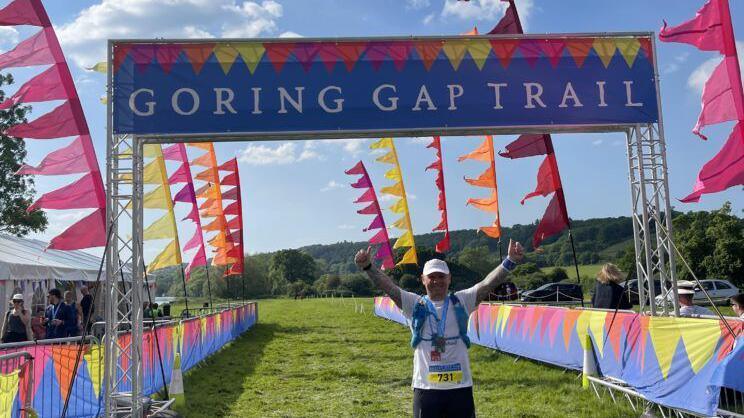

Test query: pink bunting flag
[0,64,65,110]
[16,136,88,175]
[0,0,44,26]
[185,247,207,278]
[182,205,200,223]
[183,230,202,252]
[0,29,60,70]
[222,187,238,201]
[364,215,385,231]
[693,56,741,139]
[29,172,100,211]
[168,163,190,184]
[173,184,194,203]
[47,208,107,250]
[7,101,80,139]
[161,144,183,161]
[346,160,395,269]
[224,201,239,215]
[221,172,237,186]
[658,0,725,53]
[217,158,238,172]
[681,122,744,203]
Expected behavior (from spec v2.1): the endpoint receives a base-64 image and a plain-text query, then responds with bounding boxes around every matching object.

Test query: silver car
[655,279,740,305]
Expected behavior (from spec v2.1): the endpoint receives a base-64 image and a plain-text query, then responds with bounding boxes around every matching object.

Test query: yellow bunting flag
[467,39,492,70]
[142,186,169,209]
[615,38,641,68]
[148,240,181,273]
[371,138,417,266]
[87,62,107,73]
[213,43,240,74]
[442,40,468,71]
[0,370,19,415]
[648,316,683,379]
[84,345,104,398]
[142,160,162,184]
[143,214,175,240]
[593,38,617,68]
[235,43,266,74]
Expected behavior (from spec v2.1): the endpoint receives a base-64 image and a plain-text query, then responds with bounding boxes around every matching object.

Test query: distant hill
[300,215,635,275]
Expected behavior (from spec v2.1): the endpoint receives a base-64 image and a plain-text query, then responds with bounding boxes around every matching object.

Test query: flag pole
[204,264,214,311]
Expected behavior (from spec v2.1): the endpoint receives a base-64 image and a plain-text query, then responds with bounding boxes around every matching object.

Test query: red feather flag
[425,136,450,253]
[220,159,244,276]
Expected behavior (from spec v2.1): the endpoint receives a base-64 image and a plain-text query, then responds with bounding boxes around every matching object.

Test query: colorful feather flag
[425,136,450,253]
[346,161,395,270]
[458,135,501,239]
[370,138,417,266]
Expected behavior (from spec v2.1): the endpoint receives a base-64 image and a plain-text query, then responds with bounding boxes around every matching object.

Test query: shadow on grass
[175,322,301,417]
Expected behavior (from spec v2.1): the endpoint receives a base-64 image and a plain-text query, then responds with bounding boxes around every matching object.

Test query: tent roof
[0,234,131,282]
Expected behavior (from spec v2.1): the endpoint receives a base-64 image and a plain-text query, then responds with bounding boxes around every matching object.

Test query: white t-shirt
[679,305,714,317]
[400,287,478,390]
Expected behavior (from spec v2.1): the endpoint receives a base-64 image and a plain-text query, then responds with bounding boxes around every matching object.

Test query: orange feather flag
[459,136,501,239]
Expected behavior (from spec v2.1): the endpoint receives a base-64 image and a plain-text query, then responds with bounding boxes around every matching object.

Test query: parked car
[624,279,663,305]
[520,282,584,303]
[655,279,740,306]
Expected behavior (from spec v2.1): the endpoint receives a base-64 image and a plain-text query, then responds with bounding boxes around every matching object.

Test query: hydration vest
[410,293,471,349]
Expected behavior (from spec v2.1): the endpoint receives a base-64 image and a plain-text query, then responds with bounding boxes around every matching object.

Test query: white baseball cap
[423,259,450,276]
[677,280,696,295]
[11,294,23,301]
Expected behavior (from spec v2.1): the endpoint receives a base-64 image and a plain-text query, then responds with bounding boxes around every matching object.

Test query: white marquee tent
[0,234,131,313]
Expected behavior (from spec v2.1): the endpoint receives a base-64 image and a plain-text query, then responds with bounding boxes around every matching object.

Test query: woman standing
[591,264,632,310]
[1,294,34,343]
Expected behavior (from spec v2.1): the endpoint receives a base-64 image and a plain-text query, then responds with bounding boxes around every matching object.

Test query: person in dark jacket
[44,289,73,339]
[591,263,632,310]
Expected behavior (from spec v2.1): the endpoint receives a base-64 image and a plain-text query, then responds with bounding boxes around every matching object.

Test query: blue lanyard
[50,303,60,320]
[424,296,449,338]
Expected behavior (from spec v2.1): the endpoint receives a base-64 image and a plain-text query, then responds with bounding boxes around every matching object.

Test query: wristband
[362,263,372,271]
[501,257,517,272]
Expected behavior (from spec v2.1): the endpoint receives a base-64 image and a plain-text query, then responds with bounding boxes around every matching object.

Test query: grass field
[175,298,635,417]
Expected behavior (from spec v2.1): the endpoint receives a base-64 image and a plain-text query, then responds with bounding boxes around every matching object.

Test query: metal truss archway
[104,36,680,417]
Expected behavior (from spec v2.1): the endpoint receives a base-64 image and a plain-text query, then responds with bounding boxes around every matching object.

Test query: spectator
[31,307,46,340]
[44,289,71,339]
[678,281,714,317]
[1,294,33,343]
[143,302,153,320]
[730,294,744,319]
[151,303,163,318]
[64,291,81,337]
[591,263,632,310]
[80,286,94,332]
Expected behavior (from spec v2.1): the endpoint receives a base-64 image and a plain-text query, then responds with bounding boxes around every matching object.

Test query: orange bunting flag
[370,137,417,266]
[459,136,501,239]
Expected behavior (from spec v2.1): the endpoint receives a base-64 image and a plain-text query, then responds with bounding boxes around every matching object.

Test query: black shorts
[413,386,475,418]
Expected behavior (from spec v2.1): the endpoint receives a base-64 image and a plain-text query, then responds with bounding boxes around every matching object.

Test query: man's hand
[354,246,373,270]
[507,239,524,263]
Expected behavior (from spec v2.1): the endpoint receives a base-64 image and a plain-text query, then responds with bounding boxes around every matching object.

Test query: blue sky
[1,0,742,259]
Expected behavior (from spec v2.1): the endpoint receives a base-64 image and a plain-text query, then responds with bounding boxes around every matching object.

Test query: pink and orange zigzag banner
[0,0,105,250]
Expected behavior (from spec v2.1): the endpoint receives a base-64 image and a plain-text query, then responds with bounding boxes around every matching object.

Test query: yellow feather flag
[143,144,161,158]
[87,61,107,73]
[147,240,182,272]
[142,160,162,184]
[389,198,406,213]
[143,214,175,240]
[213,43,240,74]
[380,181,405,197]
[393,231,414,249]
[397,247,418,266]
[376,151,397,165]
[391,216,410,230]
[384,167,401,180]
[370,137,393,150]
[142,186,169,209]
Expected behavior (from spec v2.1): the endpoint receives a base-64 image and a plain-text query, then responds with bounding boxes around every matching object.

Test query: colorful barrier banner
[373,297,744,416]
[112,35,659,135]
[0,303,257,418]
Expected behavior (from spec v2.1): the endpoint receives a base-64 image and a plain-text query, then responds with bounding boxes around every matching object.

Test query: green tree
[0,74,47,235]
[399,273,422,293]
[269,249,318,295]
[340,274,373,296]
[457,246,498,277]
[673,202,744,287]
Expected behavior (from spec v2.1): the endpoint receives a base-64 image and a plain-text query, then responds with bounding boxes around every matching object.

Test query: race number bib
[427,363,463,385]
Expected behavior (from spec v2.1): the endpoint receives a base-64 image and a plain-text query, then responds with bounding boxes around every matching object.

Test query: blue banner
[112,36,659,136]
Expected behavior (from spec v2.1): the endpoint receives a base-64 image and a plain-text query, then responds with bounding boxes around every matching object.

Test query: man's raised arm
[355,246,403,308]
[473,239,524,305]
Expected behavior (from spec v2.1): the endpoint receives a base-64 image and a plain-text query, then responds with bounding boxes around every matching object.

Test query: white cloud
[422,13,435,25]
[56,0,285,67]
[338,139,368,156]
[321,180,344,192]
[441,0,533,25]
[337,224,355,230]
[279,31,302,38]
[687,41,744,93]
[407,137,433,145]
[0,27,19,53]
[238,141,323,165]
[592,139,603,146]
[407,0,430,10]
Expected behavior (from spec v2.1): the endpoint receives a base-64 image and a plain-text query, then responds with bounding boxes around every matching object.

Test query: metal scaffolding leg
[624,124,679,316]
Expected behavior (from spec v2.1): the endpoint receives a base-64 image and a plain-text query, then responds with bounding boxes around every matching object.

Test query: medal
[435,336,446,353]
